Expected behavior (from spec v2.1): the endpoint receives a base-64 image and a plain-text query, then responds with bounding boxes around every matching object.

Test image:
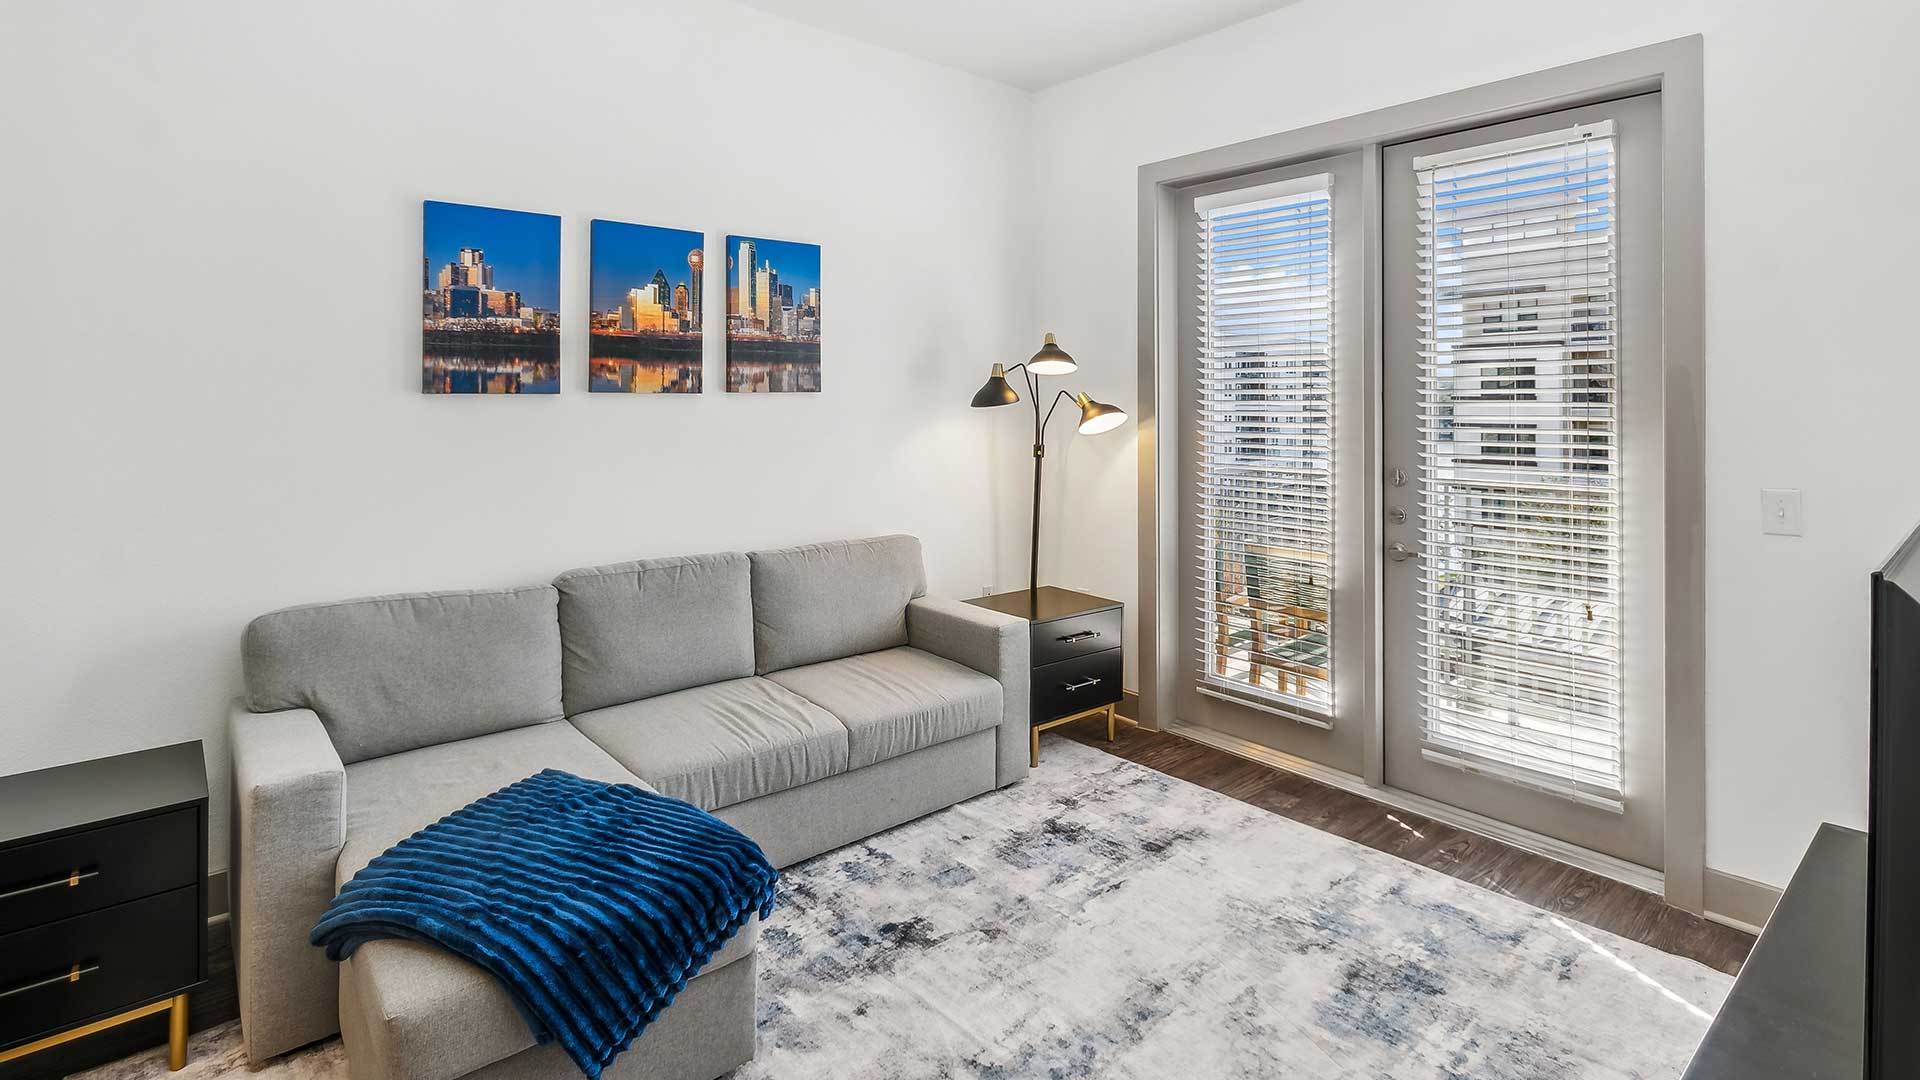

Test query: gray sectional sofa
[226,535,1029,1080]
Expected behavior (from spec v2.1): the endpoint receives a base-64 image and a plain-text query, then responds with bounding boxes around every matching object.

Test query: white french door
[1380,94,1666,869]
[1177,153,1368,775]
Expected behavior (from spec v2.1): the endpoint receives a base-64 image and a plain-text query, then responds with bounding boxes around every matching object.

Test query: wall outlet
[981,585,994,597]
[1761,488,1803,536]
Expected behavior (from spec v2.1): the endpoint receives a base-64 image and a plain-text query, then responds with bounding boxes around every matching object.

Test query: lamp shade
[970,363,1020,408]
[1075,392,1127,435]
[1027,332,1077,376]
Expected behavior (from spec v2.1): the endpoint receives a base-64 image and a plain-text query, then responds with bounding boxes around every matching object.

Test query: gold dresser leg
[1106,703,1117,742]
[167,993,189,1071]
[0,998,179,1068]
[1030,727,1041,768]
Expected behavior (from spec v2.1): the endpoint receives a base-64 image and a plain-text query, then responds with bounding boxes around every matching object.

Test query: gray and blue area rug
[80,739,1726,1080]
[736,739,1725,1079]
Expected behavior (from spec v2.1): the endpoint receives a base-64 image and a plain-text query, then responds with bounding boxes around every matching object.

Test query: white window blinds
[1195,175,1335,718]
[1412,122,1624,807]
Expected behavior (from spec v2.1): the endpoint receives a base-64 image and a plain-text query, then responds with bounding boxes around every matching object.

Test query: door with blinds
[1178,153,1366,773]
[1381,94,1665,868]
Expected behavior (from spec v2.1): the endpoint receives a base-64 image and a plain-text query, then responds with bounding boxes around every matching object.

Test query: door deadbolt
[1387,506,1407,526]
[1388,467,1408,487]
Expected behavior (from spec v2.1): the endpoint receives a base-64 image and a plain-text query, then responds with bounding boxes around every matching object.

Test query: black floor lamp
[971,333,1127,602]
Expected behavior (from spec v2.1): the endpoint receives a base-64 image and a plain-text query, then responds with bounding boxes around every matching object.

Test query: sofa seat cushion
[570,677,850,811]
[341,916,759,1080]
[765,647,1002,770]
[337,723,646,886]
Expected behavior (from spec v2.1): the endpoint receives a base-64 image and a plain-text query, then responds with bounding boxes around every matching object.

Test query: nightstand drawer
[1031,607,1122,667]
[1033,648,1123,723]
[0,809,198,936]
[0,885,199,1046]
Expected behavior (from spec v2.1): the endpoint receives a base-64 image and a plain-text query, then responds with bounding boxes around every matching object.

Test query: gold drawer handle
[0,868,99,902]
[0,963,100,1000]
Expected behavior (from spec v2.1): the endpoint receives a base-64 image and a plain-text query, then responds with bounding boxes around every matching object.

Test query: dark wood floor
[1058,714,1755,975]
[9,721,1750,1079]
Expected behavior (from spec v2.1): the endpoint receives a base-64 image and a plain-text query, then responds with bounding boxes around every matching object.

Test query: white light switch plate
[1761,488,1803,536]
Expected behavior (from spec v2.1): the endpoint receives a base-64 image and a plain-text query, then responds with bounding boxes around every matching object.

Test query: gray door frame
[1134,37,1706,911]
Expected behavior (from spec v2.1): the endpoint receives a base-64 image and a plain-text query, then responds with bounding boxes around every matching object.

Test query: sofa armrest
[907,596,1029,787]
[228,701,346,1062]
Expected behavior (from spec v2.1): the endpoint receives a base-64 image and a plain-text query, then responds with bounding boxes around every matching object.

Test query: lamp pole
[1030,405,1044,603]
[1007,361,1092,604]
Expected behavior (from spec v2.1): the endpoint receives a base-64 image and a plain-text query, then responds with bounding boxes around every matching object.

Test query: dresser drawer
[0,808,198,936]
[1031,607,1122,668]
[0,885,199,1046]
[1032,647,1123,724]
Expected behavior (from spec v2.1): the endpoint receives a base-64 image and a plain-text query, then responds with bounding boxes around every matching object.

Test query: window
[1194,175,1335,716]
[1412,122,1624,806]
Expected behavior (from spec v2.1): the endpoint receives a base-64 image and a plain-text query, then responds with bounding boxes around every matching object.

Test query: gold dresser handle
[0,868,99,902]
[0,963,100,1000]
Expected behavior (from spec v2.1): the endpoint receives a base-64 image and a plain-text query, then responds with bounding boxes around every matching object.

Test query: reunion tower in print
[687,247,703,327]
[586,220,706,394]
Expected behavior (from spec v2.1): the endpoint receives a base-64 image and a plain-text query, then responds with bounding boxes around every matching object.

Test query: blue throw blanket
[310,769,777,1078]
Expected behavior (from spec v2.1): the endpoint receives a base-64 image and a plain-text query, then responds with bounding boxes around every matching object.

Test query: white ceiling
[731,0,1304,91]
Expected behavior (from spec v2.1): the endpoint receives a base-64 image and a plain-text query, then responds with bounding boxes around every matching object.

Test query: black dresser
[1682,824,1863,1080]
[0,742,209,1072]
[967,586,1124,765]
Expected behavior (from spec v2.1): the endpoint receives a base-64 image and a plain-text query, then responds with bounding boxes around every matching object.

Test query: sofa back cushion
[553,552,755,715]
[243,587,564,764]
[749,535,927,674]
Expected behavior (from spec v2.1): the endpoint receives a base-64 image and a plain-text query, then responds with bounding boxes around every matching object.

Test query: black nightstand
[0,742,209,1072]
[967,586,1124,765]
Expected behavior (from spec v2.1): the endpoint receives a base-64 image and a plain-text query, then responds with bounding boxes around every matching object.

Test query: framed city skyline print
[590,220,705,394]
[725,234,820,393]
[422,201,561,394]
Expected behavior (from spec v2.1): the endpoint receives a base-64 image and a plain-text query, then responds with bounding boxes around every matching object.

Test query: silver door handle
[1387,542,1418,563]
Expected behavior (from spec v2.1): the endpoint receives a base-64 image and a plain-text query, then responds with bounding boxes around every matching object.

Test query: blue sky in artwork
[423,200,560,311]
[728,235,821,297]
[590,220,705,314]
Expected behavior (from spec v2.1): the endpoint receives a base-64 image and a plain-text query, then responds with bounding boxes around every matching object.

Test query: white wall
[0,0,1032,871]
[1025,0,1920,887]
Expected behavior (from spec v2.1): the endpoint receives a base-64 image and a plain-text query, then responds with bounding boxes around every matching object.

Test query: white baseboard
[1702,868,1780,934]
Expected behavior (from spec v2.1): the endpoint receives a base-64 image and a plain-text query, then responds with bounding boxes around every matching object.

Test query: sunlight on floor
[1385,813,1426,840]
[1549,915,1714,1022]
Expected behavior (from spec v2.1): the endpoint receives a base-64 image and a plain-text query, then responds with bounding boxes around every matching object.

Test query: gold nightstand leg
[1030,704,1120,769]
[167,993,188,1071]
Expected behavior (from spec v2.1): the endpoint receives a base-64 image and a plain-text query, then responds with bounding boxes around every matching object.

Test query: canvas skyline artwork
[726,235,820,393]
[590,220,706,393]
[421,200,561,394]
